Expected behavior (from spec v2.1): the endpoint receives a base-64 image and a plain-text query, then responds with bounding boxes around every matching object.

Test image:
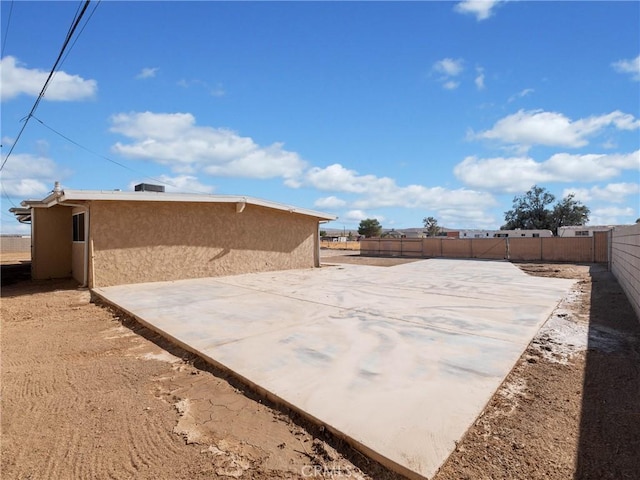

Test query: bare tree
[423,216,441,237]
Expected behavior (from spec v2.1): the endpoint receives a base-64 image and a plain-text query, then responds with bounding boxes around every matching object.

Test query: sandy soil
[2,257,639,479]
[0,252,30,265]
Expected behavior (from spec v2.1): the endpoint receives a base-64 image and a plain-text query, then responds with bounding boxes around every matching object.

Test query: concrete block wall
[610,224,640,321]
[0,236,31,253]
[361,236,608,263]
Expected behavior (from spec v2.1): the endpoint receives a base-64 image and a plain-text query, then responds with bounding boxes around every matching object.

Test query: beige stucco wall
[71,242,84,284]
[32,205,72,280]
[89,201,320,287]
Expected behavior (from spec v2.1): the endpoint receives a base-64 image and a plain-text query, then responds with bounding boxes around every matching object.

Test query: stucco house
[12,183,336,288]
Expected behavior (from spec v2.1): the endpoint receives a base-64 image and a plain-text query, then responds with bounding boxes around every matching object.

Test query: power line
[32,115,143,174]
[0,0,92,173]
[1,0,15,58]
[31,116,213,195]
[59,1,101,71]
[0,181,17,209]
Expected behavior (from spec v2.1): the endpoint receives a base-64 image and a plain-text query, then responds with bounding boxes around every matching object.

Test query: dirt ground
[2,254,639,479]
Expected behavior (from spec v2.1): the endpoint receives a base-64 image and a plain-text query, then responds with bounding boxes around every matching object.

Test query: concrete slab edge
[89,289,427,480]
[431,289,576,477]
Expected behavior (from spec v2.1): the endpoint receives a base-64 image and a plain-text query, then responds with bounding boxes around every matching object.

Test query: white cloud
[508,88,534,103]
[343,210,384,223]
[436,207,498,229]
[591,206,636,220]
[564,183,640,204]
[432,58,465,90]
[475,67,485,90]
[454,0,503,21]
[128,174,214,194]
[0,153,61,197]
[303,164,394,194]
[612,55,640,81]
[300,163,496,225]
[433,58,464,77]
[136,67,159,79]
[443,80,460,90]
[455,156,551,192]
[1,56,97,101]
[471,109,640,149]
[110,111,307,183]
[314,196,347,209]
[454,150,640,192]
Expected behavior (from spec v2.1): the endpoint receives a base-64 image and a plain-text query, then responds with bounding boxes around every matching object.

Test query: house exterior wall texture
[32,206,72,280]
[611,224,640,322]
[89,201,318,287]
[72,242,84,284]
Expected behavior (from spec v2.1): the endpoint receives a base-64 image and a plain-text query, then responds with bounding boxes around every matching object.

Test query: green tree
[319,230,327,237]
[552,194,590,234]
[503,185,555,231]
[422,216,441,237]
[358,218,382,238]
[347,231,354,241]
[502,185,590,235]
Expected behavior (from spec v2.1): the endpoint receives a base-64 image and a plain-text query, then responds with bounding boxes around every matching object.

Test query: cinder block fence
[360,234,610,263]
[610,224,640,321]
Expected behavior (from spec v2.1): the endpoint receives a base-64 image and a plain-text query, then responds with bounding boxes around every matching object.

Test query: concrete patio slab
[93,259,574,479]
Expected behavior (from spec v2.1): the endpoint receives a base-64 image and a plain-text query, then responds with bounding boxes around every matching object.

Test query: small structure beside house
[11,183,335,288]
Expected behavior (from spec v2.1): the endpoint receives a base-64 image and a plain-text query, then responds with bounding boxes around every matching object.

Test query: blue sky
[1,0,639,234]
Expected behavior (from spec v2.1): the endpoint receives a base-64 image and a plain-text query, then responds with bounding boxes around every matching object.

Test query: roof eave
[20,189,337,221]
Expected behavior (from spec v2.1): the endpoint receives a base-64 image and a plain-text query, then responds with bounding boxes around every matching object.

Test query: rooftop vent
[134,183,165,193]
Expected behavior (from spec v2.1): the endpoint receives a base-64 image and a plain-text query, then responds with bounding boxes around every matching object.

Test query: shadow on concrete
[575,268,640,479]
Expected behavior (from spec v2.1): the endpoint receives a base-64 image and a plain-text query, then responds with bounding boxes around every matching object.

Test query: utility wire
[0,0,92,173]
[1,0,15,58]
[0,181,17,208]
[31,116,213,195]
[59,1,101,71]
[33,116,143,174]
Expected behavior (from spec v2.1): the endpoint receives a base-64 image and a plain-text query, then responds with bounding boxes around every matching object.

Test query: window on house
[73,213,85,242]
[575,230,589,237]
[532,233,540,238]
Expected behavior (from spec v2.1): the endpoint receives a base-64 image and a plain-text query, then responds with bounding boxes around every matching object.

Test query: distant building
[322,235,348,242]
[381,229,404,238]
[557,226,614,237]
[458,229,553,238]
